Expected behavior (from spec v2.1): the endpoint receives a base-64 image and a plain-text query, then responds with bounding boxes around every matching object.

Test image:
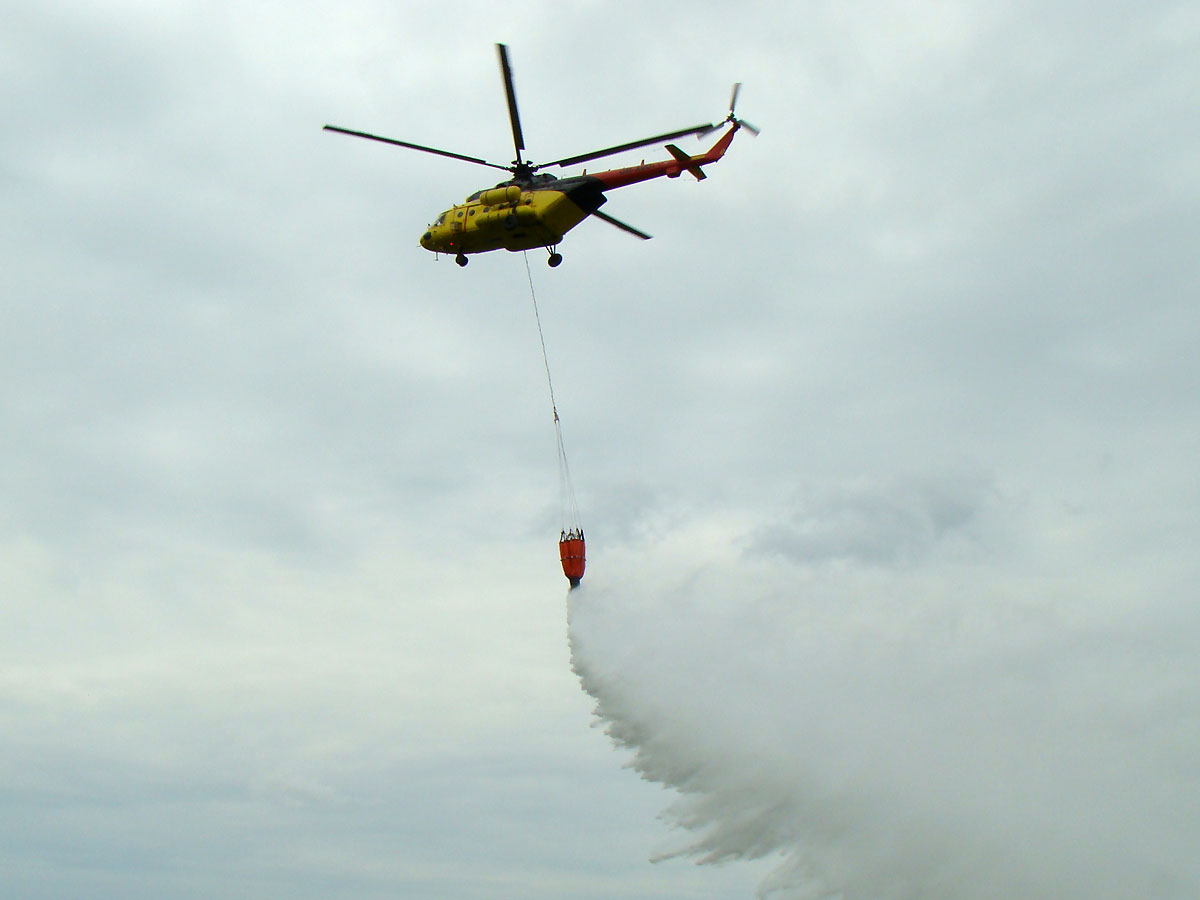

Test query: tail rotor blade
[729,82,742,115]
[496,43,526,164]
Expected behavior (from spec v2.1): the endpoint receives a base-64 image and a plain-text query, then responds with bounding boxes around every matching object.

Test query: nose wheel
[547,248,563,267]
[455,253,468,267]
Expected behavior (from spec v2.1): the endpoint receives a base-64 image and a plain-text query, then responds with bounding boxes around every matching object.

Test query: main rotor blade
[323,125,512,171]
[546,122,716,169]
[496,43,525,164]
[591,209,652,240]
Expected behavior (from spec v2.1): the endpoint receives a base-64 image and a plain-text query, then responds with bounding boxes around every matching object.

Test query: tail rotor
[702,83,760,137]
[725,82,760,135]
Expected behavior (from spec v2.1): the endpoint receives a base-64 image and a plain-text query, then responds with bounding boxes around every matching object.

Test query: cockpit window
[434,212,446,225]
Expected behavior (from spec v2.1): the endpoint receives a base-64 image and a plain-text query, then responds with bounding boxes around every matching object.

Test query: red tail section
[696,124,739,165]
[588,125,740,190]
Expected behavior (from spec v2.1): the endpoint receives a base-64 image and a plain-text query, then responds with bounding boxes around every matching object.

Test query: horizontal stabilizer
[666,144,707,180]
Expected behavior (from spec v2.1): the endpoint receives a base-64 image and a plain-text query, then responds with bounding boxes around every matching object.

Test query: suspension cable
[523,252,581,530]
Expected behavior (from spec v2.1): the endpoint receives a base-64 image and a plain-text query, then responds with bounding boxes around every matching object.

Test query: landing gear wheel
[547,252,563,268]
[455,253,468,267]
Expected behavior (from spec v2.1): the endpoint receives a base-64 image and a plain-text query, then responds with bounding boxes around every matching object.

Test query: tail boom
[587,124,739,190]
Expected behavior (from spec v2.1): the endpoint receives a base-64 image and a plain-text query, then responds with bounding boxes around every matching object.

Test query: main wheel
[547,252,563,267]
[455,253,468,267]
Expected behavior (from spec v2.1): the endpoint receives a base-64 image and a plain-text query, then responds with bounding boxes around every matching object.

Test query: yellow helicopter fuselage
[420,180,592,256]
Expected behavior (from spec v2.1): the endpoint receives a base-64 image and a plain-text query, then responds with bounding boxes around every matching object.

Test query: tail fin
[665,144,707,181]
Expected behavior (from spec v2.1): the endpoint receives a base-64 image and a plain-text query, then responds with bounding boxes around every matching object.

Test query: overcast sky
[3,1,1198,898]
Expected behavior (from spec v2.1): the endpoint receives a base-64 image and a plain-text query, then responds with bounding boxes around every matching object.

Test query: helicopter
[324,44,756,267]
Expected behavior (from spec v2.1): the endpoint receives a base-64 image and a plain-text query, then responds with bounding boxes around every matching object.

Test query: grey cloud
[749,476,993,567]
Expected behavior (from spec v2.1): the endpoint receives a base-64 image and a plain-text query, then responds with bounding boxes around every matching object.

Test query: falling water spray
[567,522,1200,900]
